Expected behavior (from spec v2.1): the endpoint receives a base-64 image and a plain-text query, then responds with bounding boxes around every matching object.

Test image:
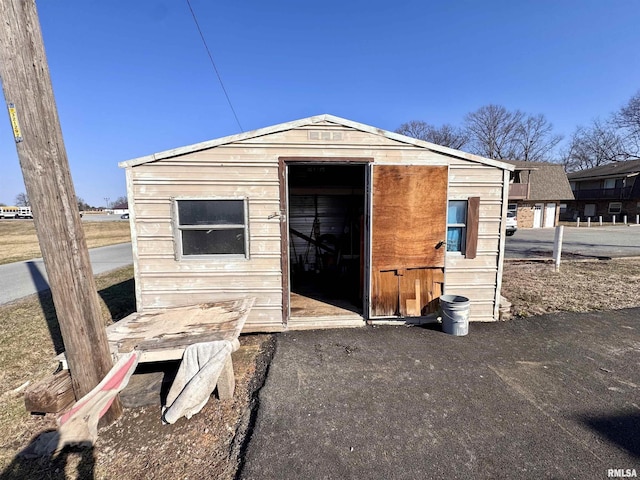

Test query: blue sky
[1,0,639,207]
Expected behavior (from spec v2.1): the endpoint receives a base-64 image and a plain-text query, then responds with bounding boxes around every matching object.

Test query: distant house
[502,160,574,228]
[566,159,640,222]
[111,202,129,216]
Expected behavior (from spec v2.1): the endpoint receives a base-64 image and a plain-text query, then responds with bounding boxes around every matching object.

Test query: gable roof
[119,114,514,171]
[502,160,574,201]
[567,159,640,181]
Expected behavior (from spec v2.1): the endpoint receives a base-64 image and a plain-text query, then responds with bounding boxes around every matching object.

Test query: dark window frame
[446,200,468,254]
[446,197,479,259]
[173,197,249,260]
[608,202,622,215]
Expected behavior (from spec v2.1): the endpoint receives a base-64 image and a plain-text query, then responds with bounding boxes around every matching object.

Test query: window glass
[182,229,245,255]
[447,200,467,253]
[447,201,467,225]
[175,199,247,257]
[446,227,464,252]
[584,204,596,217]
[178,200,244,226]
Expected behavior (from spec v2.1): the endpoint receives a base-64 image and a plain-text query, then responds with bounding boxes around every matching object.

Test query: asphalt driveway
[239,310,640,479]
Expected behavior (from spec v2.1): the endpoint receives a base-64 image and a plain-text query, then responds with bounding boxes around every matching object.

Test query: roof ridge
[118,114,514,171]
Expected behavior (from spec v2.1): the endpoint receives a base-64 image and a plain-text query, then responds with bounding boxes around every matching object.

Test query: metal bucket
[440,294,470,336]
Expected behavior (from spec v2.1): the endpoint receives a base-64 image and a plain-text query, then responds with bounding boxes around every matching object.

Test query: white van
[17,206,33,219]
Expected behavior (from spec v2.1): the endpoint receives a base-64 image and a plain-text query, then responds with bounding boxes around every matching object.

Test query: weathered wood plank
[24,370,75,414]
[109,299,253,355]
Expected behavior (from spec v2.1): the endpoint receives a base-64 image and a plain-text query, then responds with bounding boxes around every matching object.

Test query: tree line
[396,90,640,171]
[8,193,127,211]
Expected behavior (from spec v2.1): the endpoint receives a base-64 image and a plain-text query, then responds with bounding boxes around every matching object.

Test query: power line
[185,0,243,132]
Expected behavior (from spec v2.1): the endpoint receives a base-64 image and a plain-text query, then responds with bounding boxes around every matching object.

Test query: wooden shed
[119,114,514,332]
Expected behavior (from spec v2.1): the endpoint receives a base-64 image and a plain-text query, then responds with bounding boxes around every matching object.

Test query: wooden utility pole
[0,0,121,423]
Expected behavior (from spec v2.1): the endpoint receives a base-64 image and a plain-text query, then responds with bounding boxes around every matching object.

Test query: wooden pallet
[28,298,254,414]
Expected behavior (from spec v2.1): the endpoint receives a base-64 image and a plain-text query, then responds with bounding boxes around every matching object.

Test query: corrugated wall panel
[130,152,284,330]
[445,163,505,320]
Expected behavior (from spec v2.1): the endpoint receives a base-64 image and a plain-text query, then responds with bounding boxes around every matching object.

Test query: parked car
[120,213,130,219]
[506,211,517,236]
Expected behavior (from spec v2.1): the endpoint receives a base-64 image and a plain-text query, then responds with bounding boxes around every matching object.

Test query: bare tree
[15,192,29,206]
[562,119,627,171]
[396,120,431,140]
[613,90,640,158]
[516,114,563,162]
[464,105,524,159]
[464,105,562,162]
[112,195,128,208]
[77,197,91,211]
[396,120,468,149]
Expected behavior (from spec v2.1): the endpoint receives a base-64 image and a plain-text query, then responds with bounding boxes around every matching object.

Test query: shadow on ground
[25,261,135,355]
[579,411,640,458]
[0,430,95,480]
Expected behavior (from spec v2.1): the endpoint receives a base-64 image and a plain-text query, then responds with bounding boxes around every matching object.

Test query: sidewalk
[239,309,640,479]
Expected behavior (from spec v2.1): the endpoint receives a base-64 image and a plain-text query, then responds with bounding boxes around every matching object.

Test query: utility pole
[0,0,121,423]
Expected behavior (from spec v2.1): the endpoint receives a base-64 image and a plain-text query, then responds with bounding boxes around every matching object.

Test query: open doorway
[286,163,366,319]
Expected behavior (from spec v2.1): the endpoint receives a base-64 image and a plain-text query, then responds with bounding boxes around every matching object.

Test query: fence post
[636,214,639,225]
[599,216,603,226]
[587,217,591,228]
[623,215,627,225]
[576,217,580,228]
[613,215,616,225]
[553,226,564,272]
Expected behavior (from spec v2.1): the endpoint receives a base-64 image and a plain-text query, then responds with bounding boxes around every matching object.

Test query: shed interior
[287,164,366,317]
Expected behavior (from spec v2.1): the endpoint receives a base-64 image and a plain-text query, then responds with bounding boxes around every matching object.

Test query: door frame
[278,156,373,325]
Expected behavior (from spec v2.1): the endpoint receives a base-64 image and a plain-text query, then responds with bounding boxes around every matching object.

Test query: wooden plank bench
[26,298,254,414]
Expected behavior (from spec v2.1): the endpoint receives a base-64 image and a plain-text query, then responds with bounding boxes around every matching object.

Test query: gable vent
[308,130,343,141]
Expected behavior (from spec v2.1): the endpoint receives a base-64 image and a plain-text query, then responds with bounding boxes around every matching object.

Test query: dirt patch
[502,258,640,317]
[1,334,275,479]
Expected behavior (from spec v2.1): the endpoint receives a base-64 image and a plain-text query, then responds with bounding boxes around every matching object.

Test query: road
[2,227,636,304]
[81,214,128,222]
[505,225,640,259]
[0,242,133,305]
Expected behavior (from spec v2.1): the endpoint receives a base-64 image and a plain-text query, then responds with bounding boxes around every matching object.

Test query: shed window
[175,199,247,257]
[446,198,480,258]
[447,201,467,253]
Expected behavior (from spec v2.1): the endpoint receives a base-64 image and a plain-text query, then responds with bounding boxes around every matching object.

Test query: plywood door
[370,165,447,317]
